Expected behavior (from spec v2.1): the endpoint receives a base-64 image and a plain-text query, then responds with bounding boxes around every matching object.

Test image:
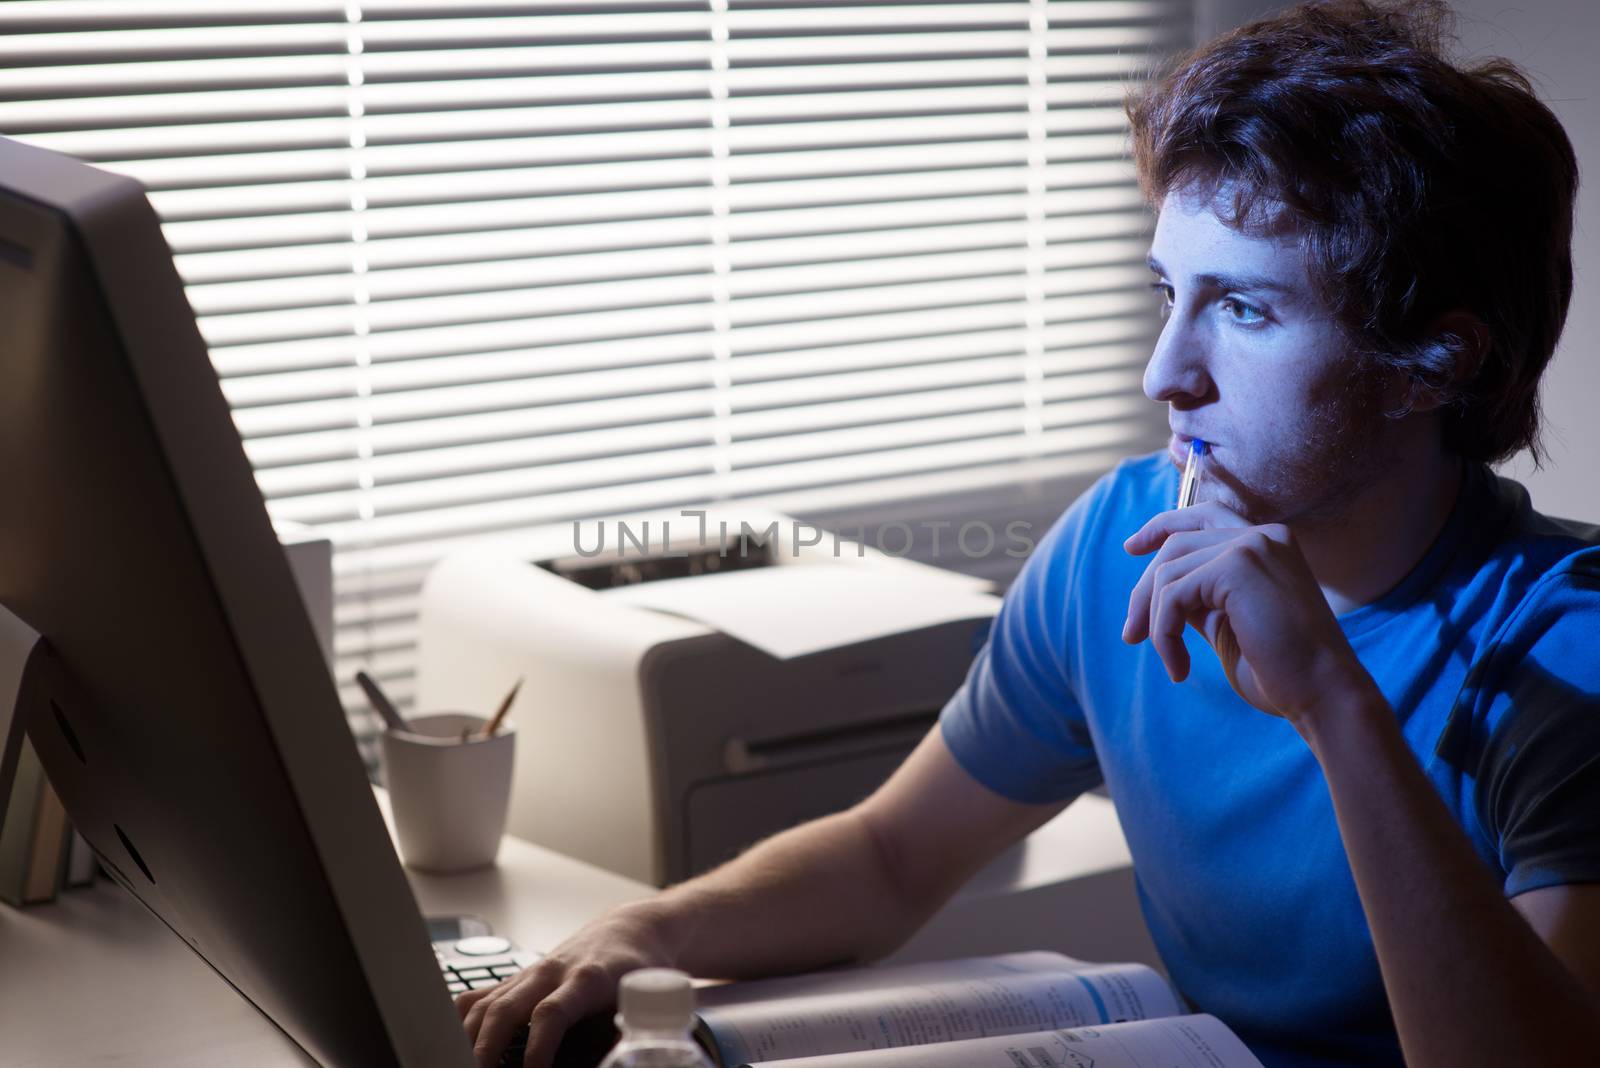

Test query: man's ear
[1407,308,1490,413]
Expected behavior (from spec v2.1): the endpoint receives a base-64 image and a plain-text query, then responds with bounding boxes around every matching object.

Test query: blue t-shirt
[940,452,1600,1068]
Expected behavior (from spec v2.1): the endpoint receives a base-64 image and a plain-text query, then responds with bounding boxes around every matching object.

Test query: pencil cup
[381,713,515,873]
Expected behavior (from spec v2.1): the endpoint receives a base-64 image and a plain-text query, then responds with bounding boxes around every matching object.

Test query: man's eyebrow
[1145,256,1296,295]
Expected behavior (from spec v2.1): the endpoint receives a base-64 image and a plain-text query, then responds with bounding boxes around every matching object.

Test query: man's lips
[1167,432,1213,468]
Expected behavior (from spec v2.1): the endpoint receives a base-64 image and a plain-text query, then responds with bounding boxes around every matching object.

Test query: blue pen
[1178,438,1207,509]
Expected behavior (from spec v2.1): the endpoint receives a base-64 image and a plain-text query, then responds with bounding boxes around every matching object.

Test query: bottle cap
[618,968,695,1031]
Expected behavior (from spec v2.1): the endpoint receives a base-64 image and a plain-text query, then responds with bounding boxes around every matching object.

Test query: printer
[415,510,1000,887]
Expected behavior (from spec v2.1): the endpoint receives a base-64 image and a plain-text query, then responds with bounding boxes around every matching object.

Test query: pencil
[478,678,522,740]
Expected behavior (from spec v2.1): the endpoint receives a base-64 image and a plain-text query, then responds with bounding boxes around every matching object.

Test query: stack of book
[0,735,96,907]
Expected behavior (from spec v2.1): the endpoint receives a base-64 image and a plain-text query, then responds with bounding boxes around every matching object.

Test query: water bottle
[596,968,716,1068]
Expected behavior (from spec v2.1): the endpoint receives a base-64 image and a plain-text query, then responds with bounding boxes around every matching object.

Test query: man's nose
[1142,312,1213,407]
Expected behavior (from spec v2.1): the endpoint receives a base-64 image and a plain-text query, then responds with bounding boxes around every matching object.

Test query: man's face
[1143,188,1400,526]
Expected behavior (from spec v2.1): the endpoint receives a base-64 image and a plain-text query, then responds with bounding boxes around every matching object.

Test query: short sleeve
[938,480,1109,805]
[1470,561,1600,897]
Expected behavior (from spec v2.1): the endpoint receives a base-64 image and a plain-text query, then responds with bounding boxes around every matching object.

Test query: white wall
[1452,0,1600,522]
[1194,0,1279,43]
[1197,0,1599,522]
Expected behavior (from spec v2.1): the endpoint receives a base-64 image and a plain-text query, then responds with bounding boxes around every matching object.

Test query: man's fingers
[463,973,526,1044]
[522,966,613,1068]
[467,966,562,1068]
[476,988,542,1068]
[520,996,580,1068]
[1124,530,1236,644]
[1124,500,1250,556]
[456,984,498,1022]
[462,985,495,1042]
[1148,549,1227,680]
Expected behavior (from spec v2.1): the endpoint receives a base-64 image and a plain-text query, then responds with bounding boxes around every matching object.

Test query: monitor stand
[1,603,48,829]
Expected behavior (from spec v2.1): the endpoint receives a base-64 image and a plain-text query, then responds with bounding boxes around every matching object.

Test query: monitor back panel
[0,138,471,1068]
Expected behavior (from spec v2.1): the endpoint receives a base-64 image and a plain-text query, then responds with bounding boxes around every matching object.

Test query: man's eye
[1148,282,1174,316]
[1221,296,1266,325]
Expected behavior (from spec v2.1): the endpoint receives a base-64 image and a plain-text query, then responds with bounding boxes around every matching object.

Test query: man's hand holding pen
[1120,499,1381,740]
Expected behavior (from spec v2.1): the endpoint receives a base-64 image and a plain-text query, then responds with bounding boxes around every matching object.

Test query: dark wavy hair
[1126,0,1578,465]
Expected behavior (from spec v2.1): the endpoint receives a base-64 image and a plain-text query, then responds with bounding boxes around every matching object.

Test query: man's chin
[1218,470,1373,530]
[1183,461,1283,524]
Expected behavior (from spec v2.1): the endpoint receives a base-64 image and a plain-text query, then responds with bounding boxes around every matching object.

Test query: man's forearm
[1303,685,1600,1066]
[622,807,932,982]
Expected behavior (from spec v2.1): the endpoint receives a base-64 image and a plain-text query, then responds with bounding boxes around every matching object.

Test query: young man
[460,3,1600,1065]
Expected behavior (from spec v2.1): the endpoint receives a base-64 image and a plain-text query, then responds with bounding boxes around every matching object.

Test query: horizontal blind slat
[0,41,720,100]
[190,245,716,318]
[173,217,716,285]
[159,184,719,253]
[197,275,713,348]
[211,303,715,378]
[151,159,720,225]
[257,420,721,501]
[237,358,717,433]
[22,97,717,160]
[102,127,719,191]
[270,445,723,526]
[0,14,716,65]
[229,333,711,403]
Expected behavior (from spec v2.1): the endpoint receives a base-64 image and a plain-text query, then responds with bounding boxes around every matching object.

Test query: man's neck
[1293,446,1466,617]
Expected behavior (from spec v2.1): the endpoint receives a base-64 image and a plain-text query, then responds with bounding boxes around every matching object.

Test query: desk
[0,793,1150,1066]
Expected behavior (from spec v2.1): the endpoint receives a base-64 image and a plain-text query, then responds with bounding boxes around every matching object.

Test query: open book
[692,952,1263,1068]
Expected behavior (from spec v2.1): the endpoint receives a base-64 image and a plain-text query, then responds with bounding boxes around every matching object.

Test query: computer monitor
[0,135,480,1066]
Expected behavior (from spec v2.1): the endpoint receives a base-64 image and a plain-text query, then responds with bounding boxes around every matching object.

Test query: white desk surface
[0,792,1137,1067]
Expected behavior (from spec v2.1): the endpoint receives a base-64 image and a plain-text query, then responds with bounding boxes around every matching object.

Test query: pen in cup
[1178,439,1207,509]
[356,669,408,733]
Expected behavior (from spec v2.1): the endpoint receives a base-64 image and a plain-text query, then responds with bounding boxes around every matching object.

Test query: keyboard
[434,933,541,996]
[434,935,540,1066]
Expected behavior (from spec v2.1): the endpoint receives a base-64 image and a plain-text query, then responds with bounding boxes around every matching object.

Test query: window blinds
[2,0,1187,748]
